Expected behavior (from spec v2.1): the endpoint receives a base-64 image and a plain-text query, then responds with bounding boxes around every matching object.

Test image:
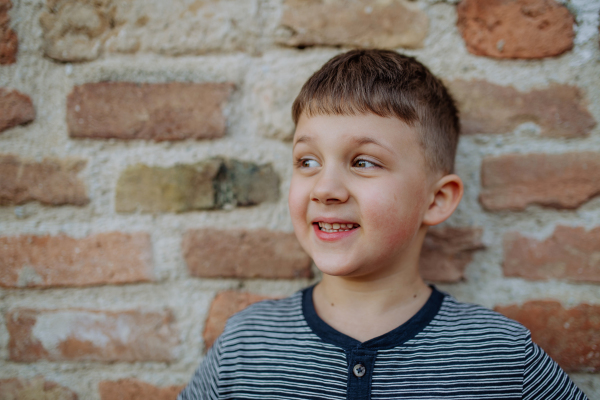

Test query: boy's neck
[312,268,432,343]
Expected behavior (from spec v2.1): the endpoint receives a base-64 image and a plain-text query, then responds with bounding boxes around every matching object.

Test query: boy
[179,50,588,399]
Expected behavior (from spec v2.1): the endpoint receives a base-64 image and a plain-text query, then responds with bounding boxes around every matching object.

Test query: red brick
[457,0,574,59]
[0,0,17,65]
[67,82,233,141]
[480,152,600,211]
[279,0,428,49]
[0,232,153,288]
[496,301,600,372]
[0,377,77,400]
[420,227,484,282]
[503,226,600,283]
[7,308,179,362]
[448,80,596,138]
[203,291,272,349]
[183,229,312,279]
[99,379,184,400]
[0,88,35,133]
[0,154,89,206]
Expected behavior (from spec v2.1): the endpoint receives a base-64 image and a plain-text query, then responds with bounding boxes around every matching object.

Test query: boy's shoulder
[220,290,306,339]
[430,292,529,339]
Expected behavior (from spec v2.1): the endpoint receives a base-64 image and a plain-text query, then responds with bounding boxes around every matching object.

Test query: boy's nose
[310,168,349,205]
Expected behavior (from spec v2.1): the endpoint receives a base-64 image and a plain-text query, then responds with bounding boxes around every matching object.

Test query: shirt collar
[302,284,445,351]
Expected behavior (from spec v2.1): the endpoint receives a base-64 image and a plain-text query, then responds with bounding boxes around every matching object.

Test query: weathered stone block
[457,0,574,59]
[278,0,428,48]
[203,291,272,349]
[0,0,17,64]
[0,377,77,400]
[0,232,153,288]
[215,158,281,207]
[0,88,35,133]
[7,308,179,362]
[99,379,185,400]
[40,0,116,62]
[183,228,312,279]
[496,301,600,372]
[116,158,279,213]
[0,154,89,206]
[503,226,600,283]
[480,152,600,211]
[420,227,485,282]
[105,0,261,56]
[40,0,261,62]
[116,160,221,213]
[448,80,596,137]
[67,82,233,141]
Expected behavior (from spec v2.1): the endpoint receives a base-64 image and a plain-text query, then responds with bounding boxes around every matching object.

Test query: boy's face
[289,113,436,279]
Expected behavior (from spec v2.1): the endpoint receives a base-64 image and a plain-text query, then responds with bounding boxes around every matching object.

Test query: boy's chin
[313,257,366,278]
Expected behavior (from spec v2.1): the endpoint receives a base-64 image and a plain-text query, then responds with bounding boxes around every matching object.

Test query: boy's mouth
[315,222,360,233]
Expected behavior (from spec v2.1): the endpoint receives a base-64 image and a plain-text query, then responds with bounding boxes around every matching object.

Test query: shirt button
[353,363,366,378]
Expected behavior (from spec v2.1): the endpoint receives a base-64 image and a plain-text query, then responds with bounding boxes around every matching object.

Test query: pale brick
[278,0,428,49]
[99,379,185,400]
[40,0,261,62]
[40,0,115,62]
[7,308,179,362]
[0,377,77,400]
[0,154,89,206]
[183,229,312,279]
[457,0,574,59]
[496,301,600,372]
[448,80,596,137]
[420,227,484,283]
[0,88,35,133]
[203,291,272,349]
[116,158,279,213]
[479,152,600,211]
[503,226,600,283]
[252,57,330,141]
[0,232,153,288]
[116,160,221,213]
[0,0,17,64]
[67,82,233,141]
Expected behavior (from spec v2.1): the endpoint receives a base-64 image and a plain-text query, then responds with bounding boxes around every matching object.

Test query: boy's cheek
[367,195,424,246]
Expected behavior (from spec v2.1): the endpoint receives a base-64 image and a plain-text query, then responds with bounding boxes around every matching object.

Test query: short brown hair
[292,49,459,174]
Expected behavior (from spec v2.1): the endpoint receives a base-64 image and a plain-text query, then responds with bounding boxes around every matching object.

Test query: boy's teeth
[317,222,359,232]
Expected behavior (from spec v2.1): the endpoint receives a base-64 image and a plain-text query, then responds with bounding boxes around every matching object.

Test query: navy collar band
[302,284,445,351]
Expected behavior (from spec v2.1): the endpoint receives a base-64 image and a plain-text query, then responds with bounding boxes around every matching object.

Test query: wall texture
[1,0,599,398]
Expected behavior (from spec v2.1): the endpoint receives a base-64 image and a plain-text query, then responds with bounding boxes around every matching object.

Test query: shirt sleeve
[522,336,589,400]
[178,335,223,400]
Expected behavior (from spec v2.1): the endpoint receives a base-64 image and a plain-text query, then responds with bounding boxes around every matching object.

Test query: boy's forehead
[293,112,418,147]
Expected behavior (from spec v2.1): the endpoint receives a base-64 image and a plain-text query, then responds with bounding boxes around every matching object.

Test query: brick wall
[1,0,599,398]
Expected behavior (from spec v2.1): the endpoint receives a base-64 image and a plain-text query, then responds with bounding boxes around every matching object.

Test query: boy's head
[289,49,463,280]
[292,49,459,175]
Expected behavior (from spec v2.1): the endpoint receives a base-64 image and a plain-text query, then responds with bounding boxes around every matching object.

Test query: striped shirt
[179,286,588,400]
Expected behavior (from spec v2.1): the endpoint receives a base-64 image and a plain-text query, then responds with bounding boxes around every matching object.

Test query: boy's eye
[300,159,321,168]
[354,159,377,168]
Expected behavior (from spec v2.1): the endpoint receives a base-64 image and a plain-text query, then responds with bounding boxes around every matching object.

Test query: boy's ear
[423,174,464,226]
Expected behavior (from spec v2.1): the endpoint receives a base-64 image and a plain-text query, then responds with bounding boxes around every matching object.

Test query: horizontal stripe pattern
[179,292,588,400]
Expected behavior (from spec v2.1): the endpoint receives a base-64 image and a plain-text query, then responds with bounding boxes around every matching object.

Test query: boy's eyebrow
[294,135,395,154]
[352,136,395,154]
[293,135,312,147]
